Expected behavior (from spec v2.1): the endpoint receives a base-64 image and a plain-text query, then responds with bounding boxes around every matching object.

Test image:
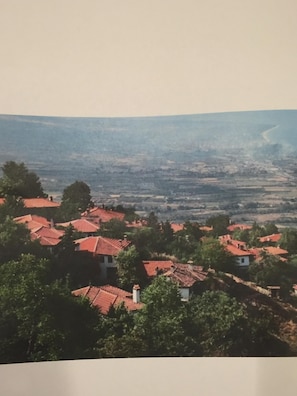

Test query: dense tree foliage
[0,196,25,221]
[116,246,145,289]
[248,252,296,298]
[58,181,92,221]
[0,165,297,361]
[133,276,193,356]
[0,254,102,363]
[99,218,128,239]
[53,225,101,288]
[0,217,31,264]
[206,214,230,236]
[0,161,45,198]
[194,237,236,273]
[279,228,297,255]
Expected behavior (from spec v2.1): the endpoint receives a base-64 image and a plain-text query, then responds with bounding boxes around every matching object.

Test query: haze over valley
[1,110,297,225]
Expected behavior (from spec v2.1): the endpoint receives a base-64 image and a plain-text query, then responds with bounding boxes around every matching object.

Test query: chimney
[132,284,141,303]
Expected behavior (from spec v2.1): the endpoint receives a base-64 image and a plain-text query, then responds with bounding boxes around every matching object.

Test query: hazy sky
[0,0,296,117]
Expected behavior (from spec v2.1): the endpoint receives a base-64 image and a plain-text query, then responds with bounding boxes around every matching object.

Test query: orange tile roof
[249,247,288,261]
[81,207,125,224]
[0,198,5,205]
[261,246,288,256]
[22,197,60,208]
[31,226,64,246]
[163,264,207,288]
[199,225,213,232]
[14,214,50,230]
[227,224,253,232]
[75,236,131,256]
[142,260,174,277]
[57,218,99,233]
[72,285,143,314]
[259,233,282,243]
[170,223,184,233]
[220,234,248,250]
[225,244,253,257]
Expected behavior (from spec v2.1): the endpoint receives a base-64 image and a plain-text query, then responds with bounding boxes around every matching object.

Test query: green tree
[116,246,144,289]
[187,290,283,356]
[0,254,102,363]
[248,252,293,298]
[0,217,31,264]
[194,237,236,273]
[130,227,158,259]
[187,291,248,356]
[134,276,193,356]
[279,228,297,255]
[0,195,25,221]
[99,218,128,239]
[59,181,92,221]
[206,214,230,236]
[264,222,279,235]
[0,161,45,198]
[169,221,203,261]
[54,225,100,288]
[98,303,147,358]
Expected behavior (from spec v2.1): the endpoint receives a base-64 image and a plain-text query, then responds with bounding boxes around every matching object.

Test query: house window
[107,255,113,263]
[241,258,245,263]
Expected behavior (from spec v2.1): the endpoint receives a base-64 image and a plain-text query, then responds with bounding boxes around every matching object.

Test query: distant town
[1,161,297,361]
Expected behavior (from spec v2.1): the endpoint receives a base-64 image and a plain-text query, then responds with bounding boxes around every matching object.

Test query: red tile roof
[75,236,131,256]
[227,224,253,232]
[72,285,143,314]
[250,246,289,261]
[251,246,288,257]
[22,197,60,208]
[81,207,125,224]
[30,226,64,246]
[259,233,282,243]
[0,198,5,205]
[57,218,99,233]
[170,223,184,233]
[220,234,248,250]
[163,264,207,288]
[14,214,51,230]
[142,260,174,277]
[199,225,213,232]
[225,244,252,257]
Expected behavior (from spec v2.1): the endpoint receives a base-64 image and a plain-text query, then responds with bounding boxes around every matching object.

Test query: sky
[0,0,297,118]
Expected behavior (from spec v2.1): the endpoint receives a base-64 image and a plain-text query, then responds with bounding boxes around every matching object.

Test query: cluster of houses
[2,196,293,314]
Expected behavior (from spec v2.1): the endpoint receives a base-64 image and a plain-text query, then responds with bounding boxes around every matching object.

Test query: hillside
[209,271,297,355]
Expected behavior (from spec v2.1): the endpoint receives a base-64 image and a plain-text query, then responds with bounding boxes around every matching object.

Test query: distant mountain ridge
[0,110,296,195]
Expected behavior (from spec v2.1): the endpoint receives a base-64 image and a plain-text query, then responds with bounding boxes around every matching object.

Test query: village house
[250,246,289,262]
[142,260,175,278]
[74,235,131,282]
[72,284,143,315]
[30,226,64,250]
[163,263,207,301]
[14,213,64,251]
[219,234,253,268]
[57,218,99,236]
[14,214,51,230]
[259,233,282,244]
[142,260,207,300]
[81,206,125,226]
[227,223,253,233]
